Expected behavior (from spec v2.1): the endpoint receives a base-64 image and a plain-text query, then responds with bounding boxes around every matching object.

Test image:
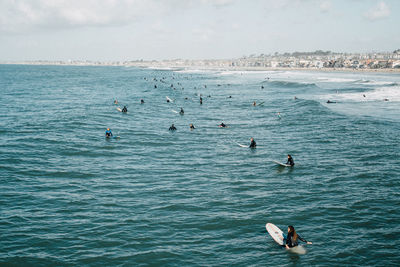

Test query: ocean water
[1,65,399,266]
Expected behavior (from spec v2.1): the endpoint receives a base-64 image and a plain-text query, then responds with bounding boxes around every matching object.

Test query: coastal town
[5,50,400,71]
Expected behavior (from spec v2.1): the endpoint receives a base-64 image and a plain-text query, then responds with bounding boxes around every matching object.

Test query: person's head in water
[288,225,298,241]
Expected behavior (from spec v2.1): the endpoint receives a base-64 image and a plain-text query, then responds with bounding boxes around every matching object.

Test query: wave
[353,80,399,86]
[266,80,317,88]
[324,85,400,102]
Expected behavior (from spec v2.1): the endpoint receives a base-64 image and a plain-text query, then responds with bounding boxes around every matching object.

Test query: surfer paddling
[285,226,312,249]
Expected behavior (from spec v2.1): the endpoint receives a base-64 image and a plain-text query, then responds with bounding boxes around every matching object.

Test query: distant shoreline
[1,62,400,73]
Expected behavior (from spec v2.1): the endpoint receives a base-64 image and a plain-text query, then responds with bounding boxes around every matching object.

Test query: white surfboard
[166,96,174,103]
[236,142,248,148]
[171,109,179,114]
[272,160,291,167]
[266,223,285,246]
[116,107,122,112]
[288,245,307,255]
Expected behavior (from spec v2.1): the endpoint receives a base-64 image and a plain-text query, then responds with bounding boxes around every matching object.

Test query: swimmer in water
[141,99,144,104]
[189,123,195,130]
[122,106,127,113]
[179,108,184,115]
[169,124,177,131]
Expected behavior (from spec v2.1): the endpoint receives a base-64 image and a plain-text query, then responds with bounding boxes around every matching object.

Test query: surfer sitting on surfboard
[122,106,127,113]
[169,124,177,131]
[286,155,294,166]
[105,128,113,137]
[249,138,256,148]
[219,122,227,128]
[190,123,196,130]
[180,108,184,115]
[285,226,312,249]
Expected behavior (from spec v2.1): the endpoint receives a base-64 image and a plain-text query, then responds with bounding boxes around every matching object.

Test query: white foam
[325,86,400,102]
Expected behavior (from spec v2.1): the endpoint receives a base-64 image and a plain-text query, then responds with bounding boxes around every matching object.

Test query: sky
[0,0,399,61]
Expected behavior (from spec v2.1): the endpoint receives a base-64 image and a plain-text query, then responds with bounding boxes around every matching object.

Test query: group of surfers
[107,77,310,249]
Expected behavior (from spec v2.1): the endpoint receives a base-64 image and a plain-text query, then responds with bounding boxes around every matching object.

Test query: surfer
[261,85,264,89]
[141,99,144,104]
[327,100,336,103]
[122,106,127,113]
[179,108,184,115]
[105,128,113,137]
[114,99,118,104]
[190,124,195,130]
[286,155,295,166]
[285,226,312,249]
[249,138,256,148]
[219,122,227,128]
[169,124,177,131]
[200,96,203,105]
[154,85,157,89]
[253,101,257,106]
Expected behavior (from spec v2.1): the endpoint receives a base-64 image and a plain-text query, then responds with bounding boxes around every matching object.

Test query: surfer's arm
[298,235,312,244]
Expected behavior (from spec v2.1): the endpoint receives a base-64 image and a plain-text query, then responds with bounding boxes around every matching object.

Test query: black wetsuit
[285,232,308,248]
[122,107,127,113]
[169,125,177,131]
[249,140,256,148]
[220,123,226,128]
[286,157,294,166]
[180,109,184,115]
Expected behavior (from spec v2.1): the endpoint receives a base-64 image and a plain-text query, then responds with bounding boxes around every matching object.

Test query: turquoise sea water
[1,65,399,266]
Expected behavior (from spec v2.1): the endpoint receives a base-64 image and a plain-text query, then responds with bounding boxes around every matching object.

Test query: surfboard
[257,101,265,106]
[116,107,122,112]
[171,109,179,114]
[266,223,285,246]
[236,142,248,148]
[166,96,174,103]
[272,160,291,167]
[106,136,120,139]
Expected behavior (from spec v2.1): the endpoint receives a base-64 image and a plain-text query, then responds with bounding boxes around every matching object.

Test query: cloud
[0,0,165,33]
[319,0,331,13]
[364,1,390,21]
[0,0,239,34]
